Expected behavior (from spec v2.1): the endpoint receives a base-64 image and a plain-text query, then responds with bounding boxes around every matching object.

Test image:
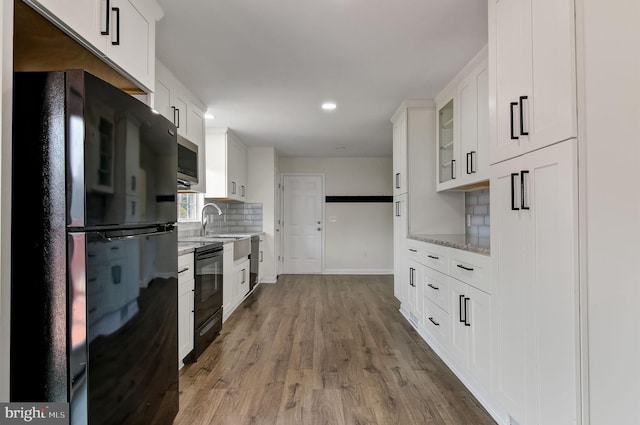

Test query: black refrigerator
[11,70,179,425]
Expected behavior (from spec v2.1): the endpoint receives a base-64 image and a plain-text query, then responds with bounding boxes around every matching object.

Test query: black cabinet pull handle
[409,248,417,253]
[427,283,439,291]
[111,7,120,45]
[466,152,471,175]
[511,173,520,211]
[510,102,519,140]
[101,0,110,35]
[427,255,439,260]
[456,264,474,271]
[464,297,471,326]
[521,170,530,210]
[175,107,180,129]
[395,173,400,189]
[178,267,189,274]
[459,294,465,323]
[428,317,440,327]
[451,159,456,180]
[470,151,476,173]
[519,96,529,136]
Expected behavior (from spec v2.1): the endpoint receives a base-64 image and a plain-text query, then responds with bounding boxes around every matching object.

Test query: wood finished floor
[174,274,496,425]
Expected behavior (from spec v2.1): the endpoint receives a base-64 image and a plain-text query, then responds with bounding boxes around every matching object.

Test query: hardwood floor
[174,274,496,425]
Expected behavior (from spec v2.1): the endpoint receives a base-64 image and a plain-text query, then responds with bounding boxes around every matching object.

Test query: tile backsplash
[465,188,490,248]
[178,201,263,238]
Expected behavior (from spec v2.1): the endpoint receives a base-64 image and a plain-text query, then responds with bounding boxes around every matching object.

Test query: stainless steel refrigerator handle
[97,225,175,241]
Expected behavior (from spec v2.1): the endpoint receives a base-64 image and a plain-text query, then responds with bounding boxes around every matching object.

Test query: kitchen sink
[231,237,251,260]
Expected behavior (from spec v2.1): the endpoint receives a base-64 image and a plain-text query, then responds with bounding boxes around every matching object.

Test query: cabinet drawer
[448,249,491,293]
[421,243,449,274]
[423,267,449,312]
[424,298,450,348]
[406,239,423,262]
[178,253,194,283]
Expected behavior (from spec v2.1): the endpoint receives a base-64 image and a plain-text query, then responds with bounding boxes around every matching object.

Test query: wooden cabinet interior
[13,0,145,95]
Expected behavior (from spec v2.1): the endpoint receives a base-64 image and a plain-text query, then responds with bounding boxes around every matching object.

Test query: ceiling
[154,0,488,158]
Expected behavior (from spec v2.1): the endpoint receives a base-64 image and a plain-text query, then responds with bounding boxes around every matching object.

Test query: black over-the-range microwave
[177,134,199,189]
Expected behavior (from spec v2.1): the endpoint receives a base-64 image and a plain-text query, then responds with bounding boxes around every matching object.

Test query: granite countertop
[177,232,265,256]
[409,234,490,256]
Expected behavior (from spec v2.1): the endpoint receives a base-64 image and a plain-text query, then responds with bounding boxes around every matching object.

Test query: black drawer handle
[511,173,520,211]
[427,284,439,291]
[427,255,439,260]
[409,249,418,253]
[428,317,440,327]
[101,0,110,35]
[111,7,120,46]
[456,264,474,272]
[178,267,189,274]
[510,102,519,140]
[470,151,476,173]
[464,297,471,327]
[521,170,530,210]
[519,96,529,136]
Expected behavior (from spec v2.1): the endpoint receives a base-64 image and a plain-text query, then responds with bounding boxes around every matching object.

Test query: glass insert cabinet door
[439,99,455,184]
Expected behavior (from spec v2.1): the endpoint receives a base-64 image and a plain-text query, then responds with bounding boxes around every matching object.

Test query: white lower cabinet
[393,194,408,304]
[449,277,491,389]
[406,258,423,327]
[491,139,579,425]
[258,236,265,284]
[401,239,494,418]
[222,242,250,323]
[177,252,195,369]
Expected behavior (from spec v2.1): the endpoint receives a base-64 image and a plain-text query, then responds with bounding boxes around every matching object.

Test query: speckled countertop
[409,234,490,256]
[177,232,265,256]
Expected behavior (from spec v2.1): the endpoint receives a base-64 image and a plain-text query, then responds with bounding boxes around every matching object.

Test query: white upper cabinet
[436,47,489,191]
[436,95,457,188]
[154,60,207,193]
[24,0,162,92]
[205,128,248,201]
[458,62,489,184]
[392,110,408,195]
[489,0,577,164]
[104,0,155,91]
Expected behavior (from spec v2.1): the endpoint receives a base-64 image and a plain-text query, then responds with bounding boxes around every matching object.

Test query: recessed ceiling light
[321,102,337,111]
[204,113,215,120]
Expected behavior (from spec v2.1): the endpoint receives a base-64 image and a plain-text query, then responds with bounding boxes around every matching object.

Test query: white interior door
[275,169,282,277]
[282,174,323,273]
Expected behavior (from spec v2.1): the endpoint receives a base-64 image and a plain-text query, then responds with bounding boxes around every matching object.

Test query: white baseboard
[323,268,393,275]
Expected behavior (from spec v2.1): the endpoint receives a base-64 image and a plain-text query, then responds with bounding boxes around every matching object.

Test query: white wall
[578,0,640,423]
[0,0,12,401]
[246,146,278,283]
[278,157,393,274]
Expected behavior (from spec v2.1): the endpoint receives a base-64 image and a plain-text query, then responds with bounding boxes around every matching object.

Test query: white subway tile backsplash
[465,188,490,246]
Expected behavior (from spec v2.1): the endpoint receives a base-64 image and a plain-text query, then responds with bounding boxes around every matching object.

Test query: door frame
[280,173,325,274]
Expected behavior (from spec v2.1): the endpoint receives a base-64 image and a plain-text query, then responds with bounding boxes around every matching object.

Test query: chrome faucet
[200,202,223,236]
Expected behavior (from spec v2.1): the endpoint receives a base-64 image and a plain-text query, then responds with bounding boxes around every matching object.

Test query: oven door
[194,246,224,329]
